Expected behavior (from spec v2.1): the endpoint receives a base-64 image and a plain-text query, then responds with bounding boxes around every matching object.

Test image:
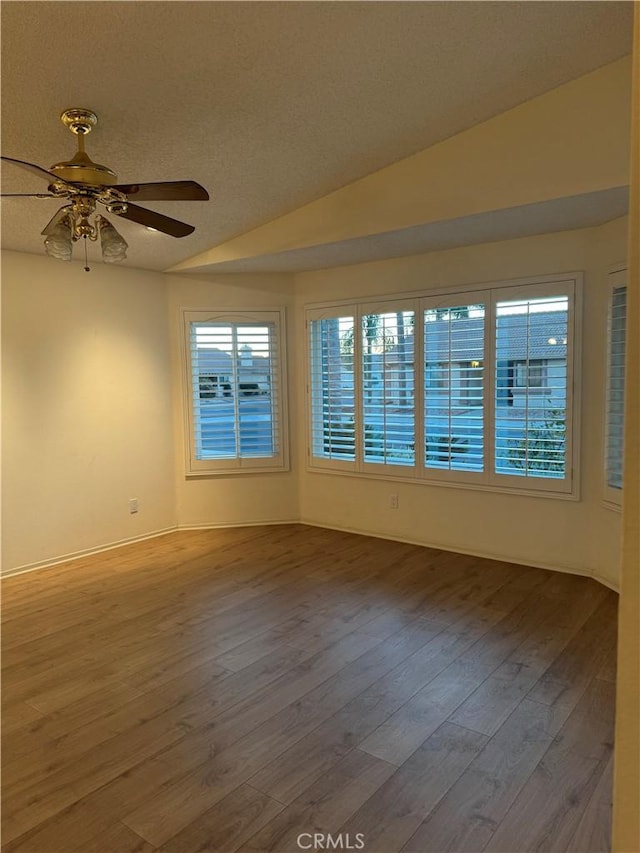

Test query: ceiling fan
[1,108,209,265]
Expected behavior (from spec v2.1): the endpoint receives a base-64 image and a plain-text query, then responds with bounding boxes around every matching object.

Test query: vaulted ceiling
[0,1,633,273]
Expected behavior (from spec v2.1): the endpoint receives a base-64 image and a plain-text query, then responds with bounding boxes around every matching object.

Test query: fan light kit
[1,108,209,269]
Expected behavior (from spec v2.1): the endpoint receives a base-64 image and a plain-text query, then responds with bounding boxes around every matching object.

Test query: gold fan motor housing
[49,156,118,186]
[50,108,118,186]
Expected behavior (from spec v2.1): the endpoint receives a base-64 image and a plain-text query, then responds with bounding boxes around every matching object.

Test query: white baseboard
[177,519,300,531]
[1,526,178,578]
[590,572,620,593]
[299,517,620,594]
[1,519,300,578]
[3,517,619,595]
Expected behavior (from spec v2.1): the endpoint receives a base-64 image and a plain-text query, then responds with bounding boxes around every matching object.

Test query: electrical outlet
[129,498,139,514]
[389,494,399,509]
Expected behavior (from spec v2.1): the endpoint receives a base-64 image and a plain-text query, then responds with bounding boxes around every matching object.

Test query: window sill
[306,461,579,501]
[186,464,290,478]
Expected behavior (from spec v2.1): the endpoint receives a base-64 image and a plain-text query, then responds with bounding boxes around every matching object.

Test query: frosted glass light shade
[99,216,128,263]
[44,216,73,261]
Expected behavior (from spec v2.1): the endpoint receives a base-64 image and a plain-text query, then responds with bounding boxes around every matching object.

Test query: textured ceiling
[0,1,633,273]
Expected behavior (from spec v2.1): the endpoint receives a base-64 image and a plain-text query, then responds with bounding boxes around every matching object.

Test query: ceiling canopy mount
[60,108,98,136]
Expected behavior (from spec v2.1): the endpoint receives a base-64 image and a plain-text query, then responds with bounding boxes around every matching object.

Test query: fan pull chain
[83,236,90,272]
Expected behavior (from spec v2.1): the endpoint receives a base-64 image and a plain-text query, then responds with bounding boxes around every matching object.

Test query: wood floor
[1,525,617,853]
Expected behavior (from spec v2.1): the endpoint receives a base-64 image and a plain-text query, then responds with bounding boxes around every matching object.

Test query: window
[309,311,356,467]
[183,309,288,475]
[494,291,569,484]
[362,306,415,471]
[424,298,486,477]
[604,269,627,506]
[307,275,579,497]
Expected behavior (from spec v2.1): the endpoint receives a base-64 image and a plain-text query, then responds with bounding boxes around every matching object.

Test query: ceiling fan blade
[112,180,209,201]
[1,155,73,186]
[1,192,55,198]
[115,203,195,237]
[41,205,73,235]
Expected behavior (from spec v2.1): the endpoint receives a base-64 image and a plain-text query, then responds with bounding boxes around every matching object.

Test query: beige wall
[1,261,299,574]
[1,218,628,586]
[613,4,639,850]
[294,219,628,589]
[1,250,176,573]
[165,272,299,530]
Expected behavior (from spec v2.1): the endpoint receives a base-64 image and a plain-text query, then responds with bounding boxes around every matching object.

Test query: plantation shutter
[306,276,578,495]
[423,299,486,477]
[309,313,357,466]
[493,289,571,488]
[605,282,627,496]
[361,307,415,470]
[185,311,287,474]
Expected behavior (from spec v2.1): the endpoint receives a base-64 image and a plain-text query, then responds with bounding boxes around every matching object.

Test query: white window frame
[305,273,581,499]
[603,266,627,509]
[182,308,289,476]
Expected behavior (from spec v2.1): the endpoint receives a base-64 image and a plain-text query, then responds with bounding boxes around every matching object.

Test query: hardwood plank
[505,577,609,675]
[456,574,561,670]
[118,631,385,845]
[596,642,618,684]
[245,605,505,802]
[449,580,611,737]
[398,556,513,622]
[355,608,434,640]
[359,657,495,765]
[1,702,188,843]
[1,635,349,837]
[7,661,147,716]
[447,660,536,737]
[208,624,307,672]
[5,811,155,853]
[160,783,284,853]
[401,698,555,852]
[339,723,488,852]
[567,752,614,853]
[0,700,44,736]
[1,525,617,853]
[486,677,615,852]
[247,616,488,804]
[3,615,393,840]
[3,572,245,670]
[121,623,440,846]
[527,594,618,716]
[3,680,144,751]
[242,750,396,853]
